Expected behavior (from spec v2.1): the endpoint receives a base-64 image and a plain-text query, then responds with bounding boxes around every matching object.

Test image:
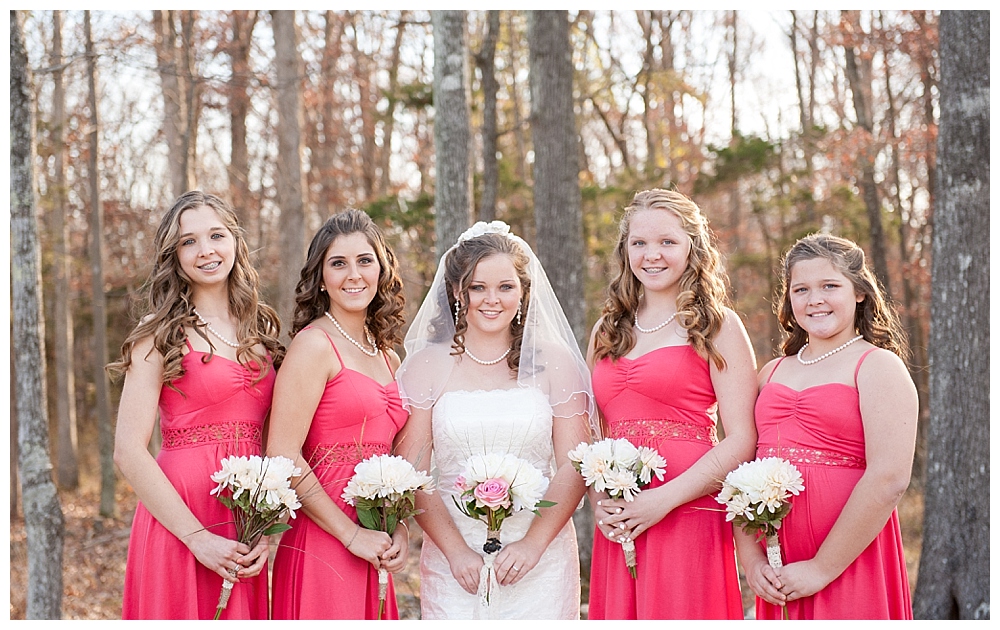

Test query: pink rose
[455,475,467,491]
[474,478,511,510]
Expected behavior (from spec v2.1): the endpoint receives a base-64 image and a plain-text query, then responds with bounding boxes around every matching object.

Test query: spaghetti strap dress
[270,328,408,619]
[122,340,275,620]
[753,350,912,619]
[588,345,744,619]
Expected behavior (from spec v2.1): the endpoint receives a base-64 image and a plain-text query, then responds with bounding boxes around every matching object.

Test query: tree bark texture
[474,10,500,223]
[527,10,586,345]
[228,10,258,244]
[50,9,80,490]
[432,10,473,258]
[913,10,990,620]
[11,11,66,618]
[152,10,197,198]
[527,10,592,576]
[85,12,117,519]
[271,10,307,337]
[842,11,892,299]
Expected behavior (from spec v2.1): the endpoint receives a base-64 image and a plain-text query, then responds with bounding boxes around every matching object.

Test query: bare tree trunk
[271,10,307,337]
[351,15,377,201]
[914,10,990,620]
[11,349,19,520]
[152,10,191,198]
[508,12,528,183]
[227,10,258,241]
[527,9,591,581]
[727,10,738,136]
[842,10,892,298]
[50,9,79,490]
[316,10,345,217]
[378,12,408,197]
[474,10,500,222]
[12,11,65,617]
[432,10,473,257]
[85,11,117,519]
[179,11,201,187]
[881,14,929,486]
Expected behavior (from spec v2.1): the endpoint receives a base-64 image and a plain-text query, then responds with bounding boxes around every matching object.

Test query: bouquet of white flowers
[342,454,434,619]
[453,452,554,607]
[567,438,666,578]
[716,456,804,569]
[209,454,301,620]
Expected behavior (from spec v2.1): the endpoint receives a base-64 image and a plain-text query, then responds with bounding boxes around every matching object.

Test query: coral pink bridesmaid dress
[270,329,408,619]
[122,341,274,619]
[588,345,744,619]
[753,350,912,620]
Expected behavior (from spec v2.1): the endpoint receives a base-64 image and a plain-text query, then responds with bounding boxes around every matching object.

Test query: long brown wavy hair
[444,232,531,376]
[107,191,284,386]
[777,233,909,360]
[291,209,406,350]
[593,188,730,369]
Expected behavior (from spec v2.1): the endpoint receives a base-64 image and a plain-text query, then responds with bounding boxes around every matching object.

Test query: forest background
[8,9,989,620]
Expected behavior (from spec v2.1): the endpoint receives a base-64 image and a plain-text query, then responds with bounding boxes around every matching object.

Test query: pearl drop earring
[516,300,522,325]
[454,300,461,327]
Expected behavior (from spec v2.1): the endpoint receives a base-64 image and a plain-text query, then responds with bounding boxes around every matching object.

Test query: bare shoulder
[285,326,336,364]
[757,356,783,389]
[857,347,915,393]
[386,348,402,371]
[714,308,755,365]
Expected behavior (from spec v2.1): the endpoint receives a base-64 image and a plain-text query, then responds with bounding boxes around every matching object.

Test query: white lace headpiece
[397,221,594,424]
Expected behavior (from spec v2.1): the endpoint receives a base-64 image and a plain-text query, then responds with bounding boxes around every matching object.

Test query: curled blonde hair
[778,233,908,360]
[593,189,730,369]
[107,191,284,387]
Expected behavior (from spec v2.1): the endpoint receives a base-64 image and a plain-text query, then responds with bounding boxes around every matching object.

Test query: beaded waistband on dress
[758,445,866,469]
[161,419,262,450]
[610,417,719,447]
[306,442,391,468]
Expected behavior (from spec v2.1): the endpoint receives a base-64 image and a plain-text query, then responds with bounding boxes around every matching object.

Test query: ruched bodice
[592,346,719,449]
[271,329,407,620]
[751,354,911,619]
[588,344,743,620]
[756,382,867,466]
[419,387,580,620]
[123,348,274,620]
[302,367,407,500]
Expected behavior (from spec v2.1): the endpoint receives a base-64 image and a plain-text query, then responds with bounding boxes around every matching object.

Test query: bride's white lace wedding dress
[418,387,581,620]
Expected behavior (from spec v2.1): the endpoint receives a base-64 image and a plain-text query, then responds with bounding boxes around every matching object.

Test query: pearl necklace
[634,310,678,334]
[797,335,864,365]
[464,346,512,366]
[193,309,240,349]
[325,312,378,357]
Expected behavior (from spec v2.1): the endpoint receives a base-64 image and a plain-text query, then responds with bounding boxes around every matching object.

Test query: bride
[396,221,594,619]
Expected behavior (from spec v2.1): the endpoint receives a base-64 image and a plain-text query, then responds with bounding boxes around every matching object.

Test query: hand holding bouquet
[715,456,804,568]
[210,455,301,620]
[453,453,554,607]
[567,438,666,578]
[342,454,434,619]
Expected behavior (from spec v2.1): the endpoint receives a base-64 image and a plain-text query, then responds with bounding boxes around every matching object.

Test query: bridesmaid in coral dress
[268,210,409,619]
[586,189,757,619]
[737,234,917,620]
[110,192,285,619]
